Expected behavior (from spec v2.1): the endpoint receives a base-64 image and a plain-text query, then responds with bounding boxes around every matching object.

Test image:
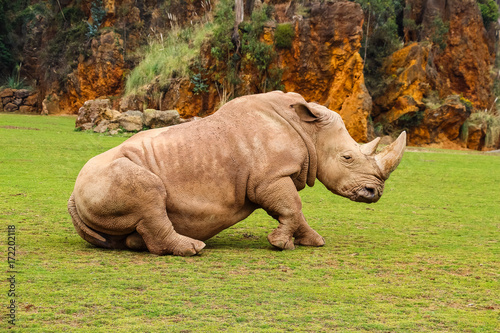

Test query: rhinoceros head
[293,102,406,203]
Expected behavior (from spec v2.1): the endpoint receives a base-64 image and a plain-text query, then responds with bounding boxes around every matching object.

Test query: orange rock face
[279,1,371,142]
[432,0,493,109]
[403,0,493,109]
[118,1,371,141]
[373,43,429,119]
[373,0,495,149]
[372,42,473,146]
[60,31,125,114]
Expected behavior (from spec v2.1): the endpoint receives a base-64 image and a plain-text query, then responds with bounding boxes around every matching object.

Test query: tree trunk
[245,0,255,17]
[232,0,244,52]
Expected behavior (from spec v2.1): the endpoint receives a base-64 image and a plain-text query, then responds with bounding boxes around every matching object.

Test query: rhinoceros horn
[375,131,407,179]
[360,137,381,155]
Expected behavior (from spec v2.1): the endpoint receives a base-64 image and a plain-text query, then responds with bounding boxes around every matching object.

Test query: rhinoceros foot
[293,227,325,247]
[125,232,148,251]
[170,235,206,257]
[294,230,325,246]
[267,229,296,250]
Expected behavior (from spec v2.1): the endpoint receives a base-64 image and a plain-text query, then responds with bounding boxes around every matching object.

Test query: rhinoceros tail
[68,193,109,247]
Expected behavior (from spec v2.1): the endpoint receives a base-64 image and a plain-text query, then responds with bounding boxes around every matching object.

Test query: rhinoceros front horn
[375,131,407,179]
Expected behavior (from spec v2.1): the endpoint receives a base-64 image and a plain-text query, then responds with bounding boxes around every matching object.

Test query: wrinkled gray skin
[68,91,406,256]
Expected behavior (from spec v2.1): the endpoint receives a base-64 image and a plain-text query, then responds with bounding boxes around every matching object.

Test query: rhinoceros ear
[291,103,322,122]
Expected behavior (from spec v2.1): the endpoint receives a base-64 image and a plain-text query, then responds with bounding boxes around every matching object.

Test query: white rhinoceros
[68,91,406,256]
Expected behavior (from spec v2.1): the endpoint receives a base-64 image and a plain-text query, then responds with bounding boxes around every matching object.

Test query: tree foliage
[478,0,499,28]
[354,0,404,94]
[275,23,295,49]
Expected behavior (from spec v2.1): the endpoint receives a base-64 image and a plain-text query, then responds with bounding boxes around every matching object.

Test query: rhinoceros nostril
[364,186,376,198]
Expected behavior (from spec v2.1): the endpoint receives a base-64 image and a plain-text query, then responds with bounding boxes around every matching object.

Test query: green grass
[1,113,499,332]
[125,23,212,97]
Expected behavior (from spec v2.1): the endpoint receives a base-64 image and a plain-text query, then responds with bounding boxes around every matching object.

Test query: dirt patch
[0,125,40,131]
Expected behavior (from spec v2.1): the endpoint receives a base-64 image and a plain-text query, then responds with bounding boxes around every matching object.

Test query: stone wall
[0,89,40,114]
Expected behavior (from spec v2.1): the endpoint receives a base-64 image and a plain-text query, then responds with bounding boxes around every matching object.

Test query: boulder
[143,109,180,128]
[93,120,110,133]
[19,105,36,113]
[95,108,121,125]
[4,103,18,112]
[42,94,60,115]
[80,123,93,131]
[24,94,39,107]
[466,123,486,151]
[118,111,143,132]
[14,89,31,99]
[107,122,120,131]
[119,95,141,112]
[2,96,13,105]
[13,98,23,106]
[409,95,470,145]
[0,89,14,98]
[75,99,112,129]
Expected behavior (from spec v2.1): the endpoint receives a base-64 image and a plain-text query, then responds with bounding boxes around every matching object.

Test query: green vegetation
[1,114,499,331]
[0,0,100,88]
[395,110,425,131]
[430,16,450,51]
[478,0,499,28]
[42,6,90,85]
[87,0,106,38]
[210,0,282,98]
[274,23,295,49]
[124,23,212,97]
[190,73,209,95]
[1,63,31,90]
[355,0,403,94]
[125,0,283,103]
[240,5,283,92]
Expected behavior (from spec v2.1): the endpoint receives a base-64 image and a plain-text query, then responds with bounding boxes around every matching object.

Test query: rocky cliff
[371,0,499,148]
[1,0,499,149]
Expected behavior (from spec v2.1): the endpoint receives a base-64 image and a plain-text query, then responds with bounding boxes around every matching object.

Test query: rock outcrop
[409,95,470,146]
[60,31,125,113]
[278,1,371,142]
[372,0,497,148]
[404,0,494,99]
[116,1,371,141]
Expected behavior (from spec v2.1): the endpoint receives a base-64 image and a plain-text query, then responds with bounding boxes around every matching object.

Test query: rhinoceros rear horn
[375,131,406,179]
[360,137,381,155]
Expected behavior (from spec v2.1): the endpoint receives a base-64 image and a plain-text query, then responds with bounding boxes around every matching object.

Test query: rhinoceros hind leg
[77,157,205,256]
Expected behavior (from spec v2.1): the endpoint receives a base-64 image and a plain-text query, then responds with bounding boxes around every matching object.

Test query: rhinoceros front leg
[256,177,325,250]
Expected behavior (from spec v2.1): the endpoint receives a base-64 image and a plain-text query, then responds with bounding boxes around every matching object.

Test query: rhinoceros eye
[342,154,352,161]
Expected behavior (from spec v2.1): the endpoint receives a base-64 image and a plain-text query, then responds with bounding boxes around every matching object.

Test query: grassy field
[1,113,499,332]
